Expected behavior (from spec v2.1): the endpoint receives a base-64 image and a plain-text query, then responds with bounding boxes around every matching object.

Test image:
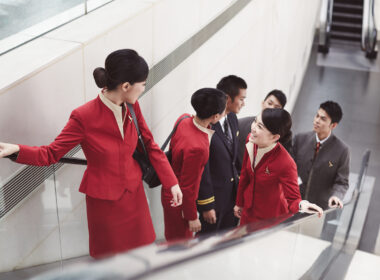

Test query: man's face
[227,88,247,114]
[313,108,336,136]
[262,95,282,110]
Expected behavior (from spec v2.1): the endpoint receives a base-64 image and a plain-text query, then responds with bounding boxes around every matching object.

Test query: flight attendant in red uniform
[162,88,227,241]
[0,49,182,258]
[234,108,323,225]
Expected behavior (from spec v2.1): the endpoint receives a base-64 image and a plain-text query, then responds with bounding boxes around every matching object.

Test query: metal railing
[318,0,334,53]
[30,150,373,280]
[362,0,378,58]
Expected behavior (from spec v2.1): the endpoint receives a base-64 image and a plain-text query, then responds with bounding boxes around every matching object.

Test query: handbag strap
[160,115,190,150]
[126,103,148,158]
[127,102,190,154]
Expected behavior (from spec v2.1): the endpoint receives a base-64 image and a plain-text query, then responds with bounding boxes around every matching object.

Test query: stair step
[334,0,363,5]
[333,12,362,24]
[331,31,362,42]
[334,2,363,10]
[331,22,362,33]
[330,38,362,48]
[333,4,363,15]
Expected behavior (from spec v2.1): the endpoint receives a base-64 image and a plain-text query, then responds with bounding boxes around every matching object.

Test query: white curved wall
[0,0,321,272]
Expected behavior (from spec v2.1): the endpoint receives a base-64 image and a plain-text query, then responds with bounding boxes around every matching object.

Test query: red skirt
[161,189,193,241]
[86,183,155,258]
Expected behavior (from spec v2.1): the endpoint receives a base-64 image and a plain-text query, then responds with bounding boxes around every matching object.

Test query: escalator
[0,150,374,280]
[318,0,378,59]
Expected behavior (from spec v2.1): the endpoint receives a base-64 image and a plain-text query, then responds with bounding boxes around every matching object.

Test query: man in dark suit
[237,90,287,169]
[292,101,350,210]
[197,75,247,233]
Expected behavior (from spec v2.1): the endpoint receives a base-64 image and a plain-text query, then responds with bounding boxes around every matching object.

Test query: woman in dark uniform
[0,49,182,258]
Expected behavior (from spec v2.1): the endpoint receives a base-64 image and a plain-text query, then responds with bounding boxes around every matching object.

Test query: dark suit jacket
[292,131,350,209]
[197,112,240,215]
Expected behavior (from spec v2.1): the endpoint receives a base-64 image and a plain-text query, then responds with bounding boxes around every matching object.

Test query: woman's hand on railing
[170,184,183,207]
[299,200,324,218]
[0,142,20,158]
[328,196,343,209]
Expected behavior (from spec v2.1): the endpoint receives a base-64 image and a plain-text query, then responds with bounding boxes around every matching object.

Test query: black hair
[216,75,247,101]
[93,49,149,90]
[191,88,227,119]
[319,101,343,123]
[264,90,287,108]
[262,108,292,145]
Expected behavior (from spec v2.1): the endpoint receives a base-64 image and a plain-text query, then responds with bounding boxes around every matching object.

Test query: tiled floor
[0,255,91,280]
[344,250,380,279]
[291,43,380,254]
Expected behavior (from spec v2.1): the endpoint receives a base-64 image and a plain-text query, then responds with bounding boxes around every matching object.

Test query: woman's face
[122,81,146,104]
[249,114,278,148]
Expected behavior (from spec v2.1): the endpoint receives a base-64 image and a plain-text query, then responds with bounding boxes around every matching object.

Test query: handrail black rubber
[5,153,88,166]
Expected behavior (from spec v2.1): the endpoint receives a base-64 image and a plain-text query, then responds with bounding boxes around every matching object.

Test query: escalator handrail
[110,150,373,280]
[362,0,377,53]
[5,153,87,165]
[319,0,334,49]
[33,150,372,280]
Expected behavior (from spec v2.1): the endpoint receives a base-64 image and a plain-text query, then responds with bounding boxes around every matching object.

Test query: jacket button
[231,178,234,182]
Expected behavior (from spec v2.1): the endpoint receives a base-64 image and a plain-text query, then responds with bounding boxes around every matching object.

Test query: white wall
[0,0,321,272]
[376,0,380,40]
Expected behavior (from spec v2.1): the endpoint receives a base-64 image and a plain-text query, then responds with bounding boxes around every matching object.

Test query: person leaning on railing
[0,49,182,258]
[234,108,323,225]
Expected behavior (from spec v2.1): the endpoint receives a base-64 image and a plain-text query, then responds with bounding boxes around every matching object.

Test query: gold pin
[128,115,133,122]
[328,161,333,167]
[265,166,270,174]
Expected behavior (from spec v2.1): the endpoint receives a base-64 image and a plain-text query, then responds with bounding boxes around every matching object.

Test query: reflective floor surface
[292,41,380,255]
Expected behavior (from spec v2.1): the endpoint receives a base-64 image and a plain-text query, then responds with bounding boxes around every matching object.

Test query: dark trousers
[199,208,239,234]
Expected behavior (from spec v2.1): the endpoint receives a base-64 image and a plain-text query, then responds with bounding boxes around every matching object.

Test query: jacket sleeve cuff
[182,205,198,221]
[197,196,216,212]
[161,178,179,190]
[290,198,302,213]
[236,194,244,207]
[16,145,39,165]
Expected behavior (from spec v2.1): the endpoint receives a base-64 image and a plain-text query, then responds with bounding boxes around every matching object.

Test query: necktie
[314,142,321,159]
[223,119,230,139]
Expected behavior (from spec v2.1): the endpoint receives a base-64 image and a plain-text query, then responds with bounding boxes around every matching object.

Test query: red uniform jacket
[236,136,301,224]
[164,114,211,221]
[16,96,178,200]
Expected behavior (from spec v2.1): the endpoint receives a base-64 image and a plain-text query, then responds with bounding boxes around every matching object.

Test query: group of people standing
[0,49,350,258]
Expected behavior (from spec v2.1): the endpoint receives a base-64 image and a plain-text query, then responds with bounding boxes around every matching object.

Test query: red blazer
[16,96,178,200]
[164,114,210,221]
[236,136,301,223]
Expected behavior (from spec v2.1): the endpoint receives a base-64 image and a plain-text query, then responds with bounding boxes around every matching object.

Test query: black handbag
[127,103,189,188]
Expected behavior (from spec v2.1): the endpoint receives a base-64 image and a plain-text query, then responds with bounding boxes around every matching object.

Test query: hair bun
[93,67,107,88]
[280,129,292,146]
